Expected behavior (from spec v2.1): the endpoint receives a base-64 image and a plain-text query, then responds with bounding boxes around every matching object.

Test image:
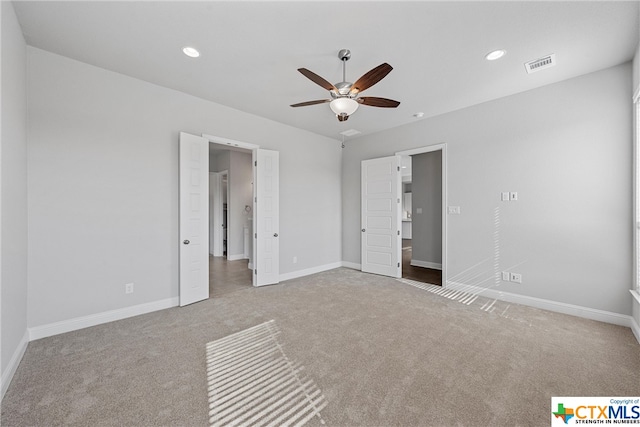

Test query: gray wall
[1,1,28,396]
[228,151,252,258]
[210,150,230,174]
[411,151,442,267]
[343,63,632,315]
[210,150,253,258]
[26,47,342,329]
[633,38,640,332]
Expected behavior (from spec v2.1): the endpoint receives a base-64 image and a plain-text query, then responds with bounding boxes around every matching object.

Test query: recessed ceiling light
[182,46,200,58]
[485,49,506,61]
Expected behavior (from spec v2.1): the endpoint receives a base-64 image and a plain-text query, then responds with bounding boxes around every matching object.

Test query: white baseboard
[631,316,640,345]
[280,262,343,282]
[29,297,179,341]
[631,293,640,345]
[410,260,442,270]
[447,281,633,328]
[227,254,245,261]
[1,330,29,400]
[341,261,361,270]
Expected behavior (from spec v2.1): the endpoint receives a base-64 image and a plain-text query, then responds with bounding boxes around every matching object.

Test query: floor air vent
[525,54,556,74]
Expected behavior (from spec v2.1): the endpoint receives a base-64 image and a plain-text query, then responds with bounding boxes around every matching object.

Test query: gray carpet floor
[2,267,639,426]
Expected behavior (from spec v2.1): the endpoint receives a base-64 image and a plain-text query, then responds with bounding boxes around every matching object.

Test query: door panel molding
[179,132,210,306]
[361,155,402,278]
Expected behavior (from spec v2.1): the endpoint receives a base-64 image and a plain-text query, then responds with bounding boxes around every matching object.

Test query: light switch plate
[447,206,461,214]
[501,192,510,201]
[510,192,518,201]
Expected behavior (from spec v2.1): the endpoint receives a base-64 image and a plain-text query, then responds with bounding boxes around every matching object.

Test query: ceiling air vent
[524,54,556,74]
[340,129,361,137]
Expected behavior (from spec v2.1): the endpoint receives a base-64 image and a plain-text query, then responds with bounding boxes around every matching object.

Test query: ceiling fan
[290,49,400,122]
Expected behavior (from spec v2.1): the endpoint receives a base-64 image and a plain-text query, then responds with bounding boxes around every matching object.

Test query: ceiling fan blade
[350,63,393,94]
[290,99,331,107]
[357,97,401,108]
[337,114,349,122]
[297,68,338,92]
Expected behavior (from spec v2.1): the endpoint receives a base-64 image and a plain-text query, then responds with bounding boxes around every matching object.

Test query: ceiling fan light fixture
[330,98,359,116]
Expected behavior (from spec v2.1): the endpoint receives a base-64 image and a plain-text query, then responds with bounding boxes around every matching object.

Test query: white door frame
[210,172,223,257]
[203,134,260,151]
[219,171,229,257]
[396,143,448,288]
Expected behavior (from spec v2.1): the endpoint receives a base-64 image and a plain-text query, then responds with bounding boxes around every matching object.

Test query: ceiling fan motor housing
[332,82,354,98]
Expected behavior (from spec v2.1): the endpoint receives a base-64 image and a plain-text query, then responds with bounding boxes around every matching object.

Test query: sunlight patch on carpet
[398,278,479,306]
[397,278,530,325]
[206,320,326,427]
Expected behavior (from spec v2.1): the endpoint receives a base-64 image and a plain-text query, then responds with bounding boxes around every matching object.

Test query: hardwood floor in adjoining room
[402,239,442,285]
[209,255,252,297]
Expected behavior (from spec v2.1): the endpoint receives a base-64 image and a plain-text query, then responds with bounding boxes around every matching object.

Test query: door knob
[183,240,190,245]
[361,229,366,232]
[273,233,279,237]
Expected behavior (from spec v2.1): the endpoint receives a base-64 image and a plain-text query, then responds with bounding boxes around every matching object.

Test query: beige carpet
[2,268,639,426]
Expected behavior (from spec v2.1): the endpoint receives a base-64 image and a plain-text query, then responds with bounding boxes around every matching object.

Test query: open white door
[179,132,210,306]
[361,156,402,278]
[253,149,280,286]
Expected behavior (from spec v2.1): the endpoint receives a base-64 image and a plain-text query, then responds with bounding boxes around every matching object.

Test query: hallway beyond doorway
[402,239,442,285]
[209,256,252,297]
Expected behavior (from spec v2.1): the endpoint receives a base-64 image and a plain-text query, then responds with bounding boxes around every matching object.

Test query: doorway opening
[399,152,443,285]
[179,132,281,306]
[208,144,253,297]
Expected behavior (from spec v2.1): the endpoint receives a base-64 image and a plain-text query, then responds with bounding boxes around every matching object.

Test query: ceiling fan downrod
[338,49,351,84]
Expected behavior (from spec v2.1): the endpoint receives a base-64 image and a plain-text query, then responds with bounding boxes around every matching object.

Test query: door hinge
[397,166,400,171]
[397,230,400,235]
[398,262,400,267]
[255,160,257,166]
[397,198,400,203]
[254,269,257,275]
[255,233,257,238]
[255,196,257,203]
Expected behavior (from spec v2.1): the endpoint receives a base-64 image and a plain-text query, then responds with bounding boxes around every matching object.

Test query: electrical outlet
[510,273,522,283]
[502,271,510,281]
[125,283,134,294]
[510,192,518,201]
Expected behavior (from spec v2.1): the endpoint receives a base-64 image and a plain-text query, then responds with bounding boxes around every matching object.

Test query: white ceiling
[13,1,639,141]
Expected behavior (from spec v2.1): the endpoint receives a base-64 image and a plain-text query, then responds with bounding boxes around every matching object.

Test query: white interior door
[253,149,280,286]
[361,156,402,278]
[179,132,210,306]
[210,172,223,257]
